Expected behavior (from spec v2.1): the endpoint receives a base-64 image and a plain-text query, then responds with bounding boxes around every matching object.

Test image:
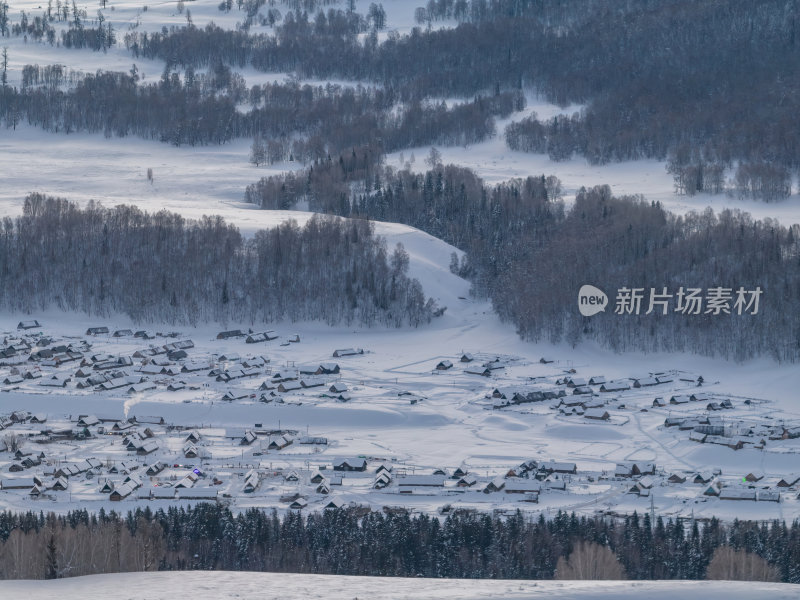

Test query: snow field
[0,571,797,599]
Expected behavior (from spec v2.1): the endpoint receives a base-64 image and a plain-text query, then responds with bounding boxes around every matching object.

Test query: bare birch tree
[555,541,626,580]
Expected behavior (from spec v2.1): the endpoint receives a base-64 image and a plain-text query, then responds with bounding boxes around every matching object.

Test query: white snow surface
[0,572,796,599]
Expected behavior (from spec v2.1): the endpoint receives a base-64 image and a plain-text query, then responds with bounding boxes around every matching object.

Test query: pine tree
[45,533,58,579]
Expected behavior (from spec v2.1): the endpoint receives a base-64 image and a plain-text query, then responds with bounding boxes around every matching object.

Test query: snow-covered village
[0,0,800,595]
[1,316,798,522]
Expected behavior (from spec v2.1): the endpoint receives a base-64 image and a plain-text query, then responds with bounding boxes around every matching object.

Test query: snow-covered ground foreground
[0,572,796,599]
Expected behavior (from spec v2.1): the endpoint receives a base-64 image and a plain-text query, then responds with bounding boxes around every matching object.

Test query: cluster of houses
[663,406,800,452]
[3,326,798,518]
[3,398,799,513]
[489,375,617,420]
[0,323,366,408]
[652,392,731,408]
[254,362,348,403]
[0,328,200,394]
[434,353,516,378]
[484,367,708,423]
[0,322,377,514]
[691,469,794,503]
[263,458,581,510]
[3,408,592,509]
[0,406,314,503]
[615,461,798,504]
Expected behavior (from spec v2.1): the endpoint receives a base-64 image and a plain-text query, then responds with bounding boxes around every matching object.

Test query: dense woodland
[0,505,798,582]
[246,156,800,362]
[115,1,800,185]
[0,195,437,327]
[498,1,800,172]
[0,64,518,153]
[3,0,800,196]
[491,186,800,362]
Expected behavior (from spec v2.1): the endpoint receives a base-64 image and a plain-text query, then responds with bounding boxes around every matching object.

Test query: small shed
[289,498,308,510]
[777,474,800,488]
[633,377,659,388]
[136,440,159,456]
[146,462,166,476]
[720,488,756,501]
[456,473,478,487]
[398,474,446,488]
[504,479,542,494]
[217,330,245,340]
[183,442,199,458]
[333,458,367,472]
[267,435,293,450]
[333,348,362,357]
[744,471,764,482]
[324,498,344,510]
[584,408,610,420]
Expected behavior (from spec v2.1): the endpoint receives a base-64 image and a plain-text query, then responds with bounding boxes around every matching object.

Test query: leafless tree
[555,541,626,580]
[706,546,780,582]
[2,432,20,452]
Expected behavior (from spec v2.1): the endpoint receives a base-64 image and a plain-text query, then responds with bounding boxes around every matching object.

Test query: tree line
[244,147,561,281]
[0,194,437,327]
[0,62,518,152]
[2,0,114,51]
[0,505,798,582]
[120,0,800,185]
[414,0,591,25]
[500,0,800,192]
[490,185,800,362]
[246,157,800,362]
